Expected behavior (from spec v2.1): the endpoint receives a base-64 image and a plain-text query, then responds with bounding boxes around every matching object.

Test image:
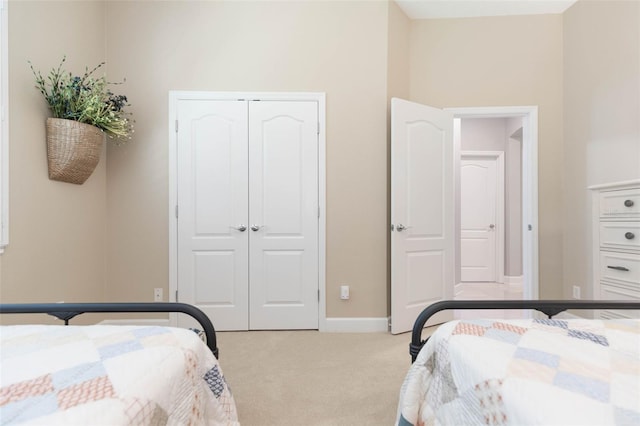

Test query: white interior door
[177,99,249,331]
[391,98,454,334]
[248,101,319,330]
[460,156,498,282]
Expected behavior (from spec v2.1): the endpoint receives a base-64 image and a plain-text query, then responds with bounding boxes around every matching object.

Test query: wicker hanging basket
[45,118,105,185]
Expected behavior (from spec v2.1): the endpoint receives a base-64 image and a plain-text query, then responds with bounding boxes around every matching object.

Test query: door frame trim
[460,150,505,284]
[167,91,327,329]
[447,106,539,301]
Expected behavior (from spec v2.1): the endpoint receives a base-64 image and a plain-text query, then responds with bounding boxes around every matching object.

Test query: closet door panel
[262,126,304,235]
[248,100,319,329]
[177,99,249,331]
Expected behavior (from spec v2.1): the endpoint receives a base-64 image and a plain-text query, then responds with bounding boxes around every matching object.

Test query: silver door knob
[396,224,410,232]
[231,225,247,232]
[489,224,495,229]
[251,224,262,231]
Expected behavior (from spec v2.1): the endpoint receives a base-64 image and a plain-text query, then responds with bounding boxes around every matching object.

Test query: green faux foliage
[29,56,134,143]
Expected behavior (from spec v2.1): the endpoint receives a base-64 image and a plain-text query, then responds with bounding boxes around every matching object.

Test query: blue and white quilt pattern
[0,325,239,425]
[397,318,640,425]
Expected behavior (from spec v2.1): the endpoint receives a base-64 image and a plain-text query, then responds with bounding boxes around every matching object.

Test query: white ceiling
[395,0,578,19]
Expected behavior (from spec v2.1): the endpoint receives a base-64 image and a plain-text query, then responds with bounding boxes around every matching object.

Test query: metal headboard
[410,299,640,362]
[0,302,220,359]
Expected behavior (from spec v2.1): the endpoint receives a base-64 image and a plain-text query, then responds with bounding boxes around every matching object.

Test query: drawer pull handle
[624,199,634,207]
[625,232,635,240]
[607,265,630,272]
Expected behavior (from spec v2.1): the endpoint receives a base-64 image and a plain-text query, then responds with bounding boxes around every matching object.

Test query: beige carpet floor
[216,329,434,425]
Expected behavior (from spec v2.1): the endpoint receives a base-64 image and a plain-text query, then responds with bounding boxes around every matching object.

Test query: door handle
[625,232,635,240]
[230,225,247,232]
[489,224,495,229]
[396,224,411,232]
[607,265,630,272]
[250,224,263,232]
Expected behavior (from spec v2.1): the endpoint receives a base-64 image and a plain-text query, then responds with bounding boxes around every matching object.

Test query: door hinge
[317,122,320,135]
[318,207,320,218]
[175,205,179,219]
[175,119,178,133]
[175,290,178,302]
[528,224,532,231]
[388,317,392,331]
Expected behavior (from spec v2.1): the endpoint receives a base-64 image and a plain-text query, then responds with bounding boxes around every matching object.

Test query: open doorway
[448,106,539,317]
[389,101,538,332]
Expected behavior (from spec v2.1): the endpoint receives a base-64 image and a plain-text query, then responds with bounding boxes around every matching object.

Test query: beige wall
[461,118,507,151]
[387,1,411,101]
[409,14,564,298]
[1,0,107,323]
[105,1,390,318]
[5,1,635,324]
[505,117,523,277]
[386,1,410,313]
[562,0,640,300]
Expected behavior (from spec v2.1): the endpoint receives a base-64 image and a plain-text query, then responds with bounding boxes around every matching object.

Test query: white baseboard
[504,276,523,291]
[504,275,523,284]
[454,283,463,297]
[101,318,392,332]
[322,317,389,333]
[553,311,584,320]
[532,311,584,320]
[98,319,170,327]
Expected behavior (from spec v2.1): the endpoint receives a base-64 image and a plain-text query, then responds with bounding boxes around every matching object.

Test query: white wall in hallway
[461,118,523,277]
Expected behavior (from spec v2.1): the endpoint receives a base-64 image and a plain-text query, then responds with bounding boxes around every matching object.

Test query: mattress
[397,318,640,425]
[0,324,239,425]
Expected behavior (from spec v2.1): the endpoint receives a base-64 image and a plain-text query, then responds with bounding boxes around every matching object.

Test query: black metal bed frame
[0,302,219,359]
[410,299,640,362]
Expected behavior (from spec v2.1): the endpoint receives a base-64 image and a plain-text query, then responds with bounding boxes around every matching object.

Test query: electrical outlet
[154,288,163,302]
[572,285,581,299]
[340,285,350,300]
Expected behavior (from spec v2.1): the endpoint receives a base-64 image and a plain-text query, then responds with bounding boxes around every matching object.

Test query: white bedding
[397,318,640,425]
[0,325,239,425]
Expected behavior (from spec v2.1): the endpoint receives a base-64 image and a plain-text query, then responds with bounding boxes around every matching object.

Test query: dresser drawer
[596,283,640,319]
[599,251,640,289]
[600,222,640,251]
[599,187,640,218]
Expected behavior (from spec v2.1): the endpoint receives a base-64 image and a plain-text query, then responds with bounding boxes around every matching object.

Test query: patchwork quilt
[397,318,640,425]
[0,325,239,425]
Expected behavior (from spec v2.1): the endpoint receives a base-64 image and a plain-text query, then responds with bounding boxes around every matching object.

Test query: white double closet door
[177,99,319,331]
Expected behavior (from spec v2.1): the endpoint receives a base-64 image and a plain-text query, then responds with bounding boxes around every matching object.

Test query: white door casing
[176,99,249,331]
[171,93,324,331]
[460,152,505,282]
[391,98,455,334]
[448,106,538,301]
[248,101,319,330]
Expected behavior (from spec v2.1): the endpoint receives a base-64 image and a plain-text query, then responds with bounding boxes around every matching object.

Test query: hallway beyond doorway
[454,282,525,319]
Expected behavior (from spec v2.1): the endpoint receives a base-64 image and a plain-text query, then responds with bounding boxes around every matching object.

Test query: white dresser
[590,180,640,319]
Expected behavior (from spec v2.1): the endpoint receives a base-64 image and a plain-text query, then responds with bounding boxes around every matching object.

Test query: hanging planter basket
[45,118,105,185]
